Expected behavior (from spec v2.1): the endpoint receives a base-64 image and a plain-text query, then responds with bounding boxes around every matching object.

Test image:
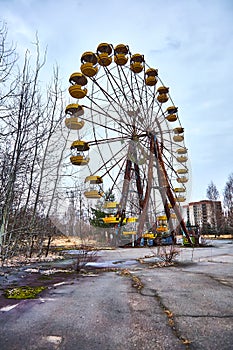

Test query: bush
[156,244,180,263]
[73,245,98,272]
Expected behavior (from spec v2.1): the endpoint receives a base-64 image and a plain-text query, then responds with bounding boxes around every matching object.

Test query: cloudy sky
[1,0,233,203]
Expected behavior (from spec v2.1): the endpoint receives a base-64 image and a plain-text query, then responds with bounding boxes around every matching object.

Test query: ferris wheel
[64,43,192,244]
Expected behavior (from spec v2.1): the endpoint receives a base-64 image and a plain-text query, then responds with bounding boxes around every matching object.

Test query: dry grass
[48,236,97,249]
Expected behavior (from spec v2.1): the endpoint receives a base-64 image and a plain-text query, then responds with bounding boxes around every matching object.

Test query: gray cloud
[1,0,232,201]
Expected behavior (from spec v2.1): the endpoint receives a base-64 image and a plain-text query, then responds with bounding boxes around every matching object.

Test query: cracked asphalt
[0,240,232,350]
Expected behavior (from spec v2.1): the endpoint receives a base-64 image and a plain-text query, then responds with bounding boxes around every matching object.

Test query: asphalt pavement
[0,240,232,350]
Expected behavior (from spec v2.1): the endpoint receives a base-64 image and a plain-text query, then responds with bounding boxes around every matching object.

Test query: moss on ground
[4,286,46,299]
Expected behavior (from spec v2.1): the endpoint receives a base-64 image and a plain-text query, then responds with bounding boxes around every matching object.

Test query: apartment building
[186,200,223,231]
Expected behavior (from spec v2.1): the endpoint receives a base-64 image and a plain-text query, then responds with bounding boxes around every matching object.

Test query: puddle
[86,260,138,268]
[63,249,140,268]
[64,250,97,255]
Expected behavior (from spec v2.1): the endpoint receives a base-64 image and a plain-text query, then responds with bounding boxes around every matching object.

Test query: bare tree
[206,181,219,200]
[0,21,18,110]
[0,36,47,260]
[0,26,67,263]
[223,173,233,231]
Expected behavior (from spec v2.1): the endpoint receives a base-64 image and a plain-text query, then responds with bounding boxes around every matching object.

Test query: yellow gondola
[166,114,177,122]
[165,106,178,122]
[156,215,168,232]
[173,135,184,142]
[68,73,88,99]
[69,72,88,85]
[126,217,138,223]
[122,217,138,236]
[65,118,85,130]
[176,148,187,154]
[177,168,188,174]
[175,196,186,202]
[142,232,156,238]
[114,44,129,66]
[170,213,177,219]
[85,175,103,184]
[157,215,167,221]
[102,216,127,224]
[80,51,98,77]
[156,226,168,232]
[173,127,184,134]
[84,190,104,199]
[177,156,188,163]
[65,103,84,116]
[71,140,89,151]
[65,103,85,130]
[103,201,119,209]
[123,231,137,235]
[174,187,186,192]
[97,43,112,66]
[130,54,144,73]
[157,86,169,103]
[166,106,178,114]
[177,176,188,183]
[145,68,158,86]
[70,155,90,166]
[84,175,104,198]
[70,140,90,166]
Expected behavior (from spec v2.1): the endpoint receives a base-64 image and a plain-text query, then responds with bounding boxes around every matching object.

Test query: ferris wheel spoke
[104,160,127,201]
[105,64,143,131]
[117,65,143,117]
[89,76,134,132]
[84,98,132,137]
[79,110,130,138]
[147,99,159,130]
[100,143,129,171]
[102,64,134,111]
[132,71,149,119]
[87,135,130,146]
[148,102,164,133]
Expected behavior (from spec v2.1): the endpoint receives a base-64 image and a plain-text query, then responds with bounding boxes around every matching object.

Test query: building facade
[186,200,223,232]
